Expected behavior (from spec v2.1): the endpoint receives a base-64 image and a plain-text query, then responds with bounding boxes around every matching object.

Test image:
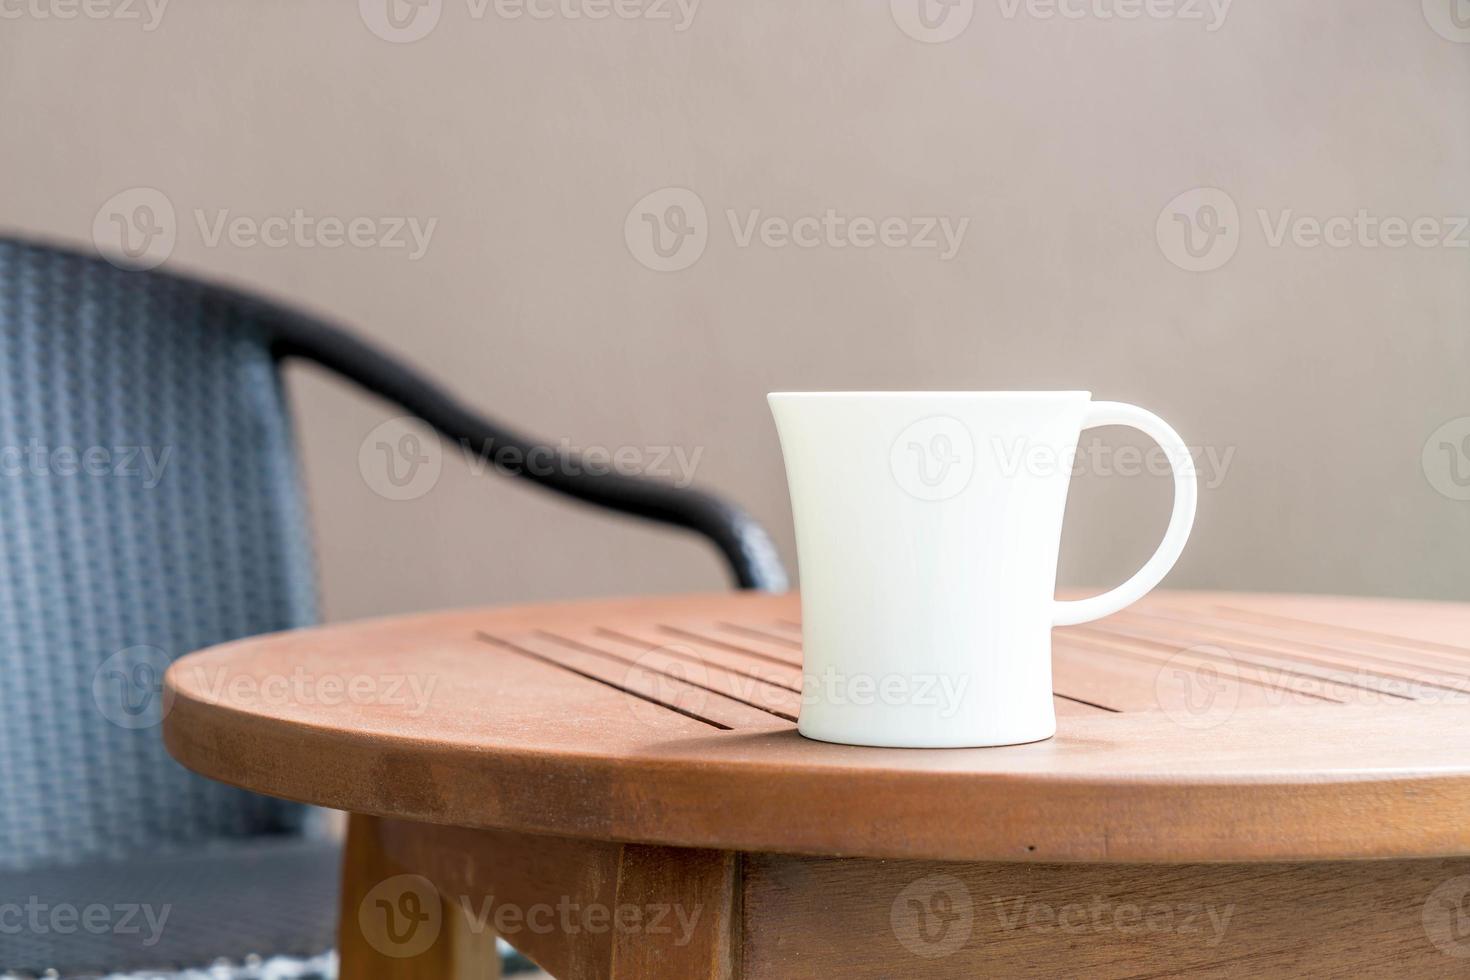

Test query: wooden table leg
[607,844,738,979]
[339,814,501,980]
[360,818,739,979]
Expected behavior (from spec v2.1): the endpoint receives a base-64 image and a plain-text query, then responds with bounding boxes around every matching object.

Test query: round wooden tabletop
[164,591,1470,864]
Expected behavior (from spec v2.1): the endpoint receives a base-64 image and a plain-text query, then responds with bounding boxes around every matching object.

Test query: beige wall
[3,0,1468,621]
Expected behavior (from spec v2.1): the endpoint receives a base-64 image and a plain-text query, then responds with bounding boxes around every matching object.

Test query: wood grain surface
[740,852,1470,978]
[337,817,1470,978]
[164,591,1470,863]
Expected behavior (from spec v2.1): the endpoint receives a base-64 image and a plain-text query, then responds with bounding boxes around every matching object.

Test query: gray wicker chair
[0,235,786,976]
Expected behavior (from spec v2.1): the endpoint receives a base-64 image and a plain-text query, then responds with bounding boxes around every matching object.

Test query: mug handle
[1052,401,1199,627]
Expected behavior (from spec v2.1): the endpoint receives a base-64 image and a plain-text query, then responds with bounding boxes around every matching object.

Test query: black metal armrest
[0,232,787,590]
[266,308,789,591]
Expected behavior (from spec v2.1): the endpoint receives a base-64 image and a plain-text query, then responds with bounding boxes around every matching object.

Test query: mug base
[796,717,1058,749]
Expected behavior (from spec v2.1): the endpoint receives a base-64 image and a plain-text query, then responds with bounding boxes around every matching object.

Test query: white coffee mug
[769,391,1197,748]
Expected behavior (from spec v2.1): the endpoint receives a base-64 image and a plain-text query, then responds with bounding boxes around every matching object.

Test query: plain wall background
[2,0,1468,622]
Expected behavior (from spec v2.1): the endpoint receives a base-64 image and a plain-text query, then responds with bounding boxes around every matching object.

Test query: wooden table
[163,592,1470,978]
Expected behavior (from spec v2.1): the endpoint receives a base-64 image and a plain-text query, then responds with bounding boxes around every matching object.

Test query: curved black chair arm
[262,305,789,592]
[0,232,788,590]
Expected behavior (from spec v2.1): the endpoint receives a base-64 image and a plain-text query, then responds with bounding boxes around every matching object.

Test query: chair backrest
[0,239,317,871]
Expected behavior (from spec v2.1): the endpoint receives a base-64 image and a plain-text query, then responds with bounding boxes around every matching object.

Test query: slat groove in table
[475,631,736,730]
[653,624,803,668]
[711,621,803,649]
[1101,613,1470,699]
[1079,622,1425,702]
[1053,692,1122,714]
[604,624,806,685]
[1059,631,1345,704]
[1074,623,1407,700]
[534,630,801,723]
[1189,603,1470,659]
[1117,605,1470,681]
[1140,604,1470,676]
[593,627,803,694]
